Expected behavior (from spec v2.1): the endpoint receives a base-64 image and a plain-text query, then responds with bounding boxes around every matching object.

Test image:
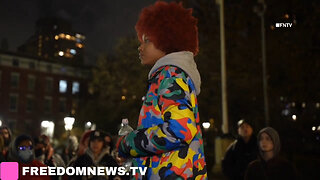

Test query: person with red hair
[117,1,207,179]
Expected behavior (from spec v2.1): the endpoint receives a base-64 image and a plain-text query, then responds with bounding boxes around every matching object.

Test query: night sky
[0,0,159,63]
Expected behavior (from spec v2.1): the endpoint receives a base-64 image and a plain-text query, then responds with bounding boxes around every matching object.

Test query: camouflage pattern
[118,65,207,180]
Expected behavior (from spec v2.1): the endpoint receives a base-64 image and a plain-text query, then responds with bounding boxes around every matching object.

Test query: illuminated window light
[312,126,316,131]
[76,43,83,48]
[59,80,67,93]
[55,35,59,40]
[70,49,76,55]
[292,115,297,121]
[66,34,71,40]
[58,51,64,56]
[72,82,80,94]
[121,96,126,100]
[59,33,65,38]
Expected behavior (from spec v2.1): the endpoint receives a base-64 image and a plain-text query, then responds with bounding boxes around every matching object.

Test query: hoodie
[257,127,281,157]
[148,51,201,95]
[118,51,207,179]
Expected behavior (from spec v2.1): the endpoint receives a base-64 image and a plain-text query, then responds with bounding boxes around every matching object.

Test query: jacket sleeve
[221,142,236,179]
[118,74,198,158]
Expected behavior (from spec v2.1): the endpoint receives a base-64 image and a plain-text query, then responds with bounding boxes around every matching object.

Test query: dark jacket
[245,127,298,180]
[222,136,259,180]
[245,156,298,180]
[72,148,119,180]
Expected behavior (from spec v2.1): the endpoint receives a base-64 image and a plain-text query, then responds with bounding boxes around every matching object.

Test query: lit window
[58,51,64,56]
[59,80,67,93]
[27,75,36,91]
[59,33,65,39]
[76,43,83,48]
[66,34,71,40]
[70,49,76,55]
[55,35,59,40]
[9,94,18,112]
[72,82,80,94]
[10,73,20,88]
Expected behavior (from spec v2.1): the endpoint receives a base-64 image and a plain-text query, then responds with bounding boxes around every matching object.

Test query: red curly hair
[135,1,199,55]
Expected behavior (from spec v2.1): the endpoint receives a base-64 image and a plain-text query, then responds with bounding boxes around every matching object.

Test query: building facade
[18,17,85,64]
[0,50,90,137]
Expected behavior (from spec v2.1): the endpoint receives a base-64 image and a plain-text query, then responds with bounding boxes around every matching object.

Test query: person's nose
[138,44,143,52]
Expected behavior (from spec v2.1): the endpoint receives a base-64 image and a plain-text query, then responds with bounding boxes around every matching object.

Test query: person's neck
[93,151,101,160]
[262,151,274,161]
[242,136,251,143]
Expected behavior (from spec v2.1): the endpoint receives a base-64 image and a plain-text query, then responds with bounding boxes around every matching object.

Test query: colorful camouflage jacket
[118,51,207,179]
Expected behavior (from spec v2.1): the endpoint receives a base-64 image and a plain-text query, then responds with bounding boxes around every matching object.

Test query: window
[45,78,53,93]
[59,98,67,113]
[72,82,80,94]
[46,65,52,72]
[10,73,20,88]
[44,97,52,113]
[59,80,67,93]
[9,94,18,112]
[29,62,35,69]
[12,58,19,67]
[27,75,36,91]
[26,96,34,112]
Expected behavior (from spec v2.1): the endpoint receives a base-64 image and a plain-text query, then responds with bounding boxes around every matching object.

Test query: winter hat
[89,130,106,142]
[237,119,253,128]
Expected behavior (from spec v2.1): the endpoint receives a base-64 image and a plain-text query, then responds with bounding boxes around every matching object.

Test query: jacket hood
[7,135,35,163]
[148,51,201,95]
[85,147,110,165]
[258,127,281,157]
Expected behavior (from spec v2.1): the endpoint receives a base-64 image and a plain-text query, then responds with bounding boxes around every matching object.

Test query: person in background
[67,130,92,167]
[0,126,13,159]
[7,134,51,180]
[61,135,79,165]
[222,119,259,180]
[0,136,6,162]
[245,127,298,180]
[117,1,207,179]
[73,130,119,180]
[34,135,65,167]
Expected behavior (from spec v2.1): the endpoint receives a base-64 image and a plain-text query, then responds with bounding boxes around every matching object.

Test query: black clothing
[222,136,259,180]
[245,156,298,180]
[72,149,119,180]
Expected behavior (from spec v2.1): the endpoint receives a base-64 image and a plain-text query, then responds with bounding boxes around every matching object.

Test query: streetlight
[64,116,75,135]
[41,120,55,139]
[85,121,96,130]
[202,122,211,130]
[254,0,269,126]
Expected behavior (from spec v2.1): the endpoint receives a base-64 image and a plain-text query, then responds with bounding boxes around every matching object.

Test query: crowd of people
[222,120,299,180]
[0,127,126,180]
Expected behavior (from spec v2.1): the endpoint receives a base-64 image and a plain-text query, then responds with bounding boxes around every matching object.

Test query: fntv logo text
[275,23,293,28]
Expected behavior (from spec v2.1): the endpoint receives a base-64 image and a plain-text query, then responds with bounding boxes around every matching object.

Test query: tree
[78,36,149,134]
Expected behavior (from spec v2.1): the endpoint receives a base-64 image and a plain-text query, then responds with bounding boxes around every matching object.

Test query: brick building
[0,50,90,137]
